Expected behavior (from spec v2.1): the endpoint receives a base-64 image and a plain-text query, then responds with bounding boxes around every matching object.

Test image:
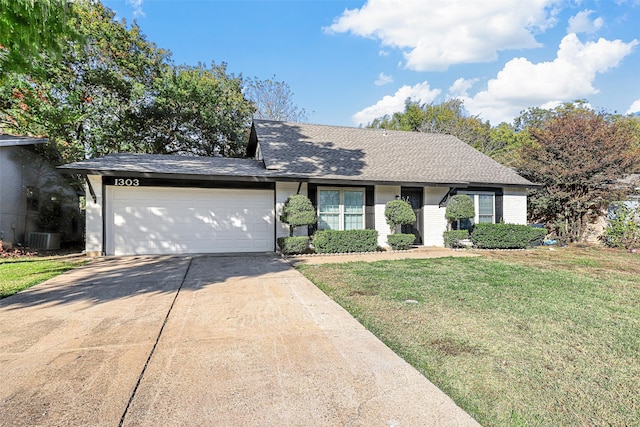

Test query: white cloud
[374,72,394,86]
[127,0,145,17]
[626,99,640,114]
[567,10,604,34]
[352,82,441,125]
[448,78,478,97]
[326,0,560,71]
[378,49,390,56]
[461,34,638,124]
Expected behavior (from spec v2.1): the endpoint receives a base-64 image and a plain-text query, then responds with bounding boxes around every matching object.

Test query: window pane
[319,190,339,213]
[319,213,339,230]
[343,190,364,213]
[478,194,494,223]
[344,214,363,230]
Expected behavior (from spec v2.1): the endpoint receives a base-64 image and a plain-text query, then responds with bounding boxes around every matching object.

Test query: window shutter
[308,183,318,235]
[495,193,503,223]
[365,186,375,229]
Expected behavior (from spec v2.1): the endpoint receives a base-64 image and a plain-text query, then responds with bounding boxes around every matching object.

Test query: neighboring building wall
[275,182,308,239]
[0,146,81,245]
[85,175,103,256]
[423,187,450,247]
[503,187,528,224]
[375,185,400,247]
[0,147,24,244]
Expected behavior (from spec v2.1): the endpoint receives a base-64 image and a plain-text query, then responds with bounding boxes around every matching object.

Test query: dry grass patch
[298,247,640,426]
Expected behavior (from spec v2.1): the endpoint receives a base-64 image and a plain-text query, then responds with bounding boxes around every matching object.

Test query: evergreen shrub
[387,233,415,250]
[471,223,547,249]
[313,230,378,254]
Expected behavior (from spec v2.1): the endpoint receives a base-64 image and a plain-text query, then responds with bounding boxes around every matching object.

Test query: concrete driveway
[0,254,479,426]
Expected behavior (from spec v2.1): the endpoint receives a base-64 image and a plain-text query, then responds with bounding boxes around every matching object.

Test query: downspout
[101,178,106,256]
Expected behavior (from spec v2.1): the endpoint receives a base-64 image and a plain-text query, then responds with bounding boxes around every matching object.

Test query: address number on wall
[114,178,140,186]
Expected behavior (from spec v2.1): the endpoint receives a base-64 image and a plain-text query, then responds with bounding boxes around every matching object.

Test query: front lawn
[0,257,88,299]
[298,247,640,426]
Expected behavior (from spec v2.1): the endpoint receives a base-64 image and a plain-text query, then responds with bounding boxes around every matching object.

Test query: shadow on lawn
[0,254,290,310]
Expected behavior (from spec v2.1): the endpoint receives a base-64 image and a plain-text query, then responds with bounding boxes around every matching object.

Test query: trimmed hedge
[471,223,547,249]
[443,230,469,248]
[277,236,310,255]
[313,230,378,254]
[387,233,415,250]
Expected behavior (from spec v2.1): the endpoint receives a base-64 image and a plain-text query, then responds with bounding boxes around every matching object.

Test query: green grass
[298,247,640,426]
[0,257,87,299]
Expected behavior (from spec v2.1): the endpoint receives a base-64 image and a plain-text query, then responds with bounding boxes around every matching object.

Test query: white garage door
[106,186,274,255]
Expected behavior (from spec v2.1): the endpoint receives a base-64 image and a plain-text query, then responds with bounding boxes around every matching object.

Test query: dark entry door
[400,187,423,244]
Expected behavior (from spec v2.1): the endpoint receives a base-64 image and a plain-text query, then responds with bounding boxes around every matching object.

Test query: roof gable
[253,120,533,187]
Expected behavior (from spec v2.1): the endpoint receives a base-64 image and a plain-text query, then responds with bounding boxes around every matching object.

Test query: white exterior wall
[85,175,103,256]
[423,187,450,247]
[374,185,400,247]
[275,182,308,239]
[503,187,528,224]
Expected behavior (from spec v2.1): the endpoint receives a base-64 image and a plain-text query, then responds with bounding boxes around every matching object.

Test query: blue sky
[103,0,640,127]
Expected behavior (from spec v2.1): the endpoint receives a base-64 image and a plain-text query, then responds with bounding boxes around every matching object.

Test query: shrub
[445,194,475,224]
[471,223,547,249]
[443,230,469,248]
[277,236,310,255]
[280,194,316,237]
[313,230,378,254]
[385,200,416,232]
[387,233,415,250]
[601,203,640,250]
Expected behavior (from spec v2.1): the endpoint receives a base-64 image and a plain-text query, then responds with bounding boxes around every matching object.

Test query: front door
[400,187,423,244]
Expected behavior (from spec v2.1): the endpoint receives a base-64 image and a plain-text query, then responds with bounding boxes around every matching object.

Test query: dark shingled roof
[59,120,534,187]
[0,134,48,147]
[252,120,534,187]
[58,153,271,181]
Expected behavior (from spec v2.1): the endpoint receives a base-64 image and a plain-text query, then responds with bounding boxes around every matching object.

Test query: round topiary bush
[445,194,474,230]
[280,194,317,236]
[384,199,416,233]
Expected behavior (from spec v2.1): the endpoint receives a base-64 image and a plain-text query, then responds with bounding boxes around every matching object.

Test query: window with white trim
[460,192,495,224]
[318,188,365,230]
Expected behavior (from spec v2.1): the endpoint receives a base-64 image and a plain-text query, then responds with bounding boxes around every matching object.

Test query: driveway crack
[118,256,194,427]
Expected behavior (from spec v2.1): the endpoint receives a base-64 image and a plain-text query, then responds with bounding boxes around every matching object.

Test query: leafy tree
[1,1,255,161]
[136,63,254,157]
[369,99,494,156]
[445,194,475,230]
[244,75,308,122]
[280,194,316,237]
[1,0,168,161]
[0,0,80,78]
[517,103,640,242]
[384,199,416,233]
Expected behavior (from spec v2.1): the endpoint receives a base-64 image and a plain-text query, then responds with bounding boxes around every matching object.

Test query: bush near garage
[387,233,415,250]
[471,223,547,249]
[280,194,317,237]
[312,230,378,254]
[277,236,311,255]
[443,230,470,248]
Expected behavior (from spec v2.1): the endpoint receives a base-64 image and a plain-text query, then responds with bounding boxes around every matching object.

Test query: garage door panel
[108,187,274,255]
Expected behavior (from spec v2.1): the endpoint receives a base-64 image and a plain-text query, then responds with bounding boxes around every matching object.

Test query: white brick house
[60,120,534,256]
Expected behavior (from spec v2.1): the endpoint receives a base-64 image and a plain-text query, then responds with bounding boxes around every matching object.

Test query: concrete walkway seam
[118,256,194,426]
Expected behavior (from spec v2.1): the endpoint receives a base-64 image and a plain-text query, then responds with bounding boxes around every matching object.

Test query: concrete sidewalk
[0,254,479,426]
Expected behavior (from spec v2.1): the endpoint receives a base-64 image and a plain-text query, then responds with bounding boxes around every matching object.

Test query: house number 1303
[114,178,140,186]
